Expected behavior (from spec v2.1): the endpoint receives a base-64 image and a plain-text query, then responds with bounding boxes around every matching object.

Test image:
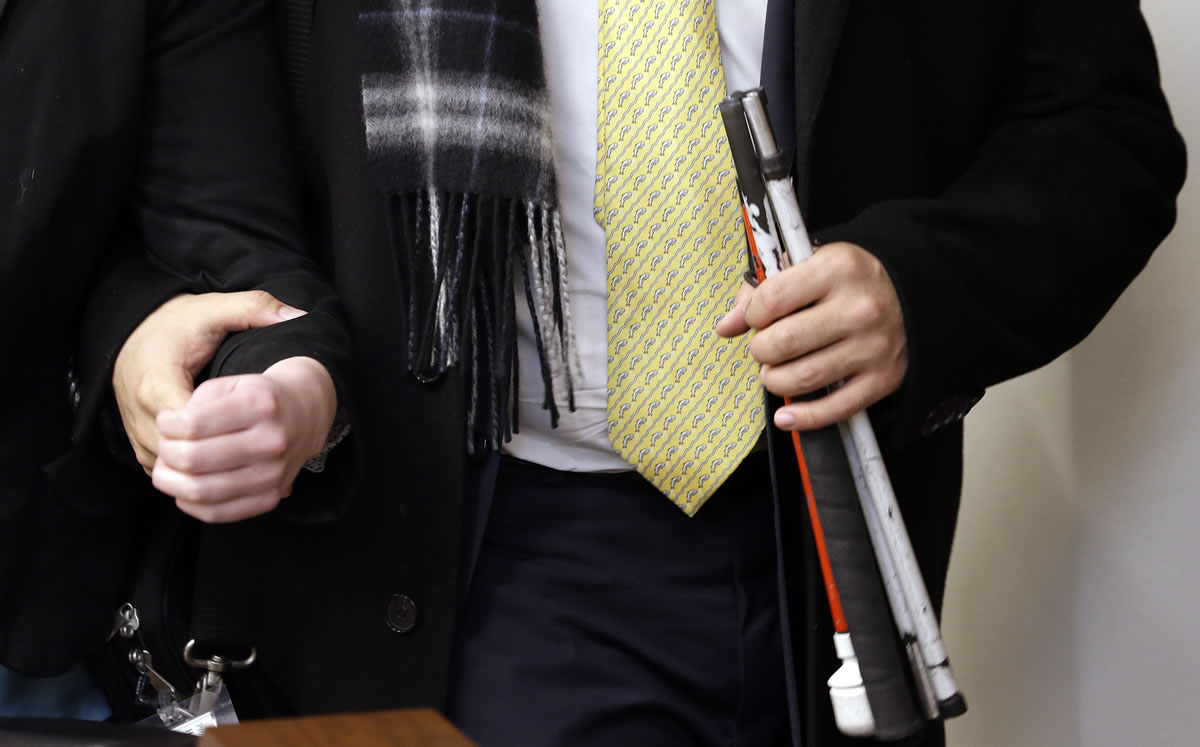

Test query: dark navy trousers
[448,452,789,746]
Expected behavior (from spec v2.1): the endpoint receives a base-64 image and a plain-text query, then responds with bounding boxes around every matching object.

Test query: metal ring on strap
[183,639,257,672]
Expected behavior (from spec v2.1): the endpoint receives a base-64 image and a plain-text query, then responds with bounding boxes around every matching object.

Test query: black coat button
[386,594,418,634]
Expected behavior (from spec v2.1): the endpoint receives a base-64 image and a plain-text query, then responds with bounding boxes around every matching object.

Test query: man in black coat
[0,0,350,709]
[92,0,1185,744]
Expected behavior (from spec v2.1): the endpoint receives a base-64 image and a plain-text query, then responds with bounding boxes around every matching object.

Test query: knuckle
[177,480,212,504]
[171,442,200,472]
[150,468,171,495]
[258,428,289,459]
[849,296,884,328]
[774,324,805,360]
[134,375,159,407]
[757,280,788,318]
[824,246,858,277]
[752,331,782,363]
[173,411,199,438]
[245,290,276,312]
[868,262,889,289]
[790,363,824,393]
[846,246,872,273]
[248,386,281,419]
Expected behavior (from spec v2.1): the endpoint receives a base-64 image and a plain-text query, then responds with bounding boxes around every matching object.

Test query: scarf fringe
[390,189,578,454]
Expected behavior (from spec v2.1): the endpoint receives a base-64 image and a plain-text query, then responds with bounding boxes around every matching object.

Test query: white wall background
[944,2,1198,745]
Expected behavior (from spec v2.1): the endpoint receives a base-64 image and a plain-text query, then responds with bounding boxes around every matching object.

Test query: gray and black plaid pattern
[360,0,556,203]
[358,0,577,453]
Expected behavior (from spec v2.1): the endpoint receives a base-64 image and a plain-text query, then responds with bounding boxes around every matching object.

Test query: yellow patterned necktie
[596,0,764,515]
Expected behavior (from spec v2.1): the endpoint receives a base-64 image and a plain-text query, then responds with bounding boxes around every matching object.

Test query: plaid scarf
[360,0,577,453]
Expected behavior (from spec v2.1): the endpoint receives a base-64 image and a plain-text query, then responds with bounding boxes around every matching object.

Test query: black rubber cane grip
[800,424,923,741]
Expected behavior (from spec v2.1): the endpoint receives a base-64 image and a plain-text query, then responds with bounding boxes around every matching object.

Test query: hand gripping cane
[719,89,967,738]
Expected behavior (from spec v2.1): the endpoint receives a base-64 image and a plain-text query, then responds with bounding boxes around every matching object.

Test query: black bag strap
[188,519,269,664]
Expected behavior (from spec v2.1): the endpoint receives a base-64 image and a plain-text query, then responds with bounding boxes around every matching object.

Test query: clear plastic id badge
[136,677,240,736]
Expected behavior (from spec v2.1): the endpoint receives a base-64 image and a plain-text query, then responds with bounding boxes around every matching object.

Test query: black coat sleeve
[815,0,1186,444]
[76,0,361,522]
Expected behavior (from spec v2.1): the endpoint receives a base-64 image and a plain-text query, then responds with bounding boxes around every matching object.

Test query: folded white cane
[720,89,966,737]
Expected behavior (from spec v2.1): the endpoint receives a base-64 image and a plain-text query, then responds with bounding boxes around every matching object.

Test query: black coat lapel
[791,0,852,210]
[0,0,12,28]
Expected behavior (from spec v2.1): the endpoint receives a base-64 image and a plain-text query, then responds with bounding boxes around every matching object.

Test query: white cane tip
[829,684,876,738]
[828,652,876,738]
